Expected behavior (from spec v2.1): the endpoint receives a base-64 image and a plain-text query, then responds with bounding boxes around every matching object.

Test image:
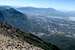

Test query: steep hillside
[0,23,43,50]
[0,23,60,50]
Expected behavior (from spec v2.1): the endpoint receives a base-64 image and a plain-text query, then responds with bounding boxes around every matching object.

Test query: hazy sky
[0,0,74,11]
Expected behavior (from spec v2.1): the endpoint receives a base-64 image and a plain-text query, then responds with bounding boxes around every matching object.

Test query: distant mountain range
[0,6,75,50]
[17,7,75,17]
[17,7,68,17]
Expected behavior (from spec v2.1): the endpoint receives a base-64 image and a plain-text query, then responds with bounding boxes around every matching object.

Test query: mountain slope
[0,23,43,50]
[0,23,60,50]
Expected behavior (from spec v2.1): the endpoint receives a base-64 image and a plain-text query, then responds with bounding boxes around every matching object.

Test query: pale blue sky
[0,0,75,11]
